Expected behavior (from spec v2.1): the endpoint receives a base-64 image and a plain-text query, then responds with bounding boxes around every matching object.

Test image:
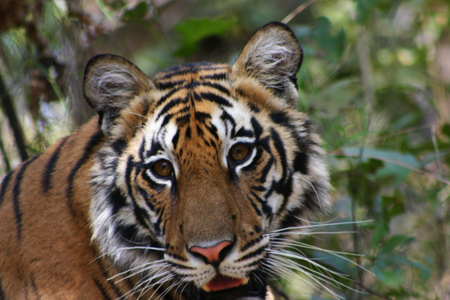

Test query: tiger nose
[190,241,232,263]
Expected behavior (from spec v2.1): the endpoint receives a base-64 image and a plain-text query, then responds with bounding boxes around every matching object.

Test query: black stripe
[199,92,232,107]
[279,206,303,229]
[206,124,219,141]
[138,186,155,210]
[0,279,6,300]
[185,127,191,139]
[67,131,104,214]
[258,156,273,184]
[269,111,294,129]
[250,191,272,218]
[146,141,163,158]
[200,82,230,96]
[13,155,39,239]
[251,117,263,139]
[29,276,40,300]
[237,244,265,262]
[158,64,225,80]
[94,258,124,299]
[251,185,266,192]
[220,110,237,137]
[109,188,128,215]
[156,98,183,121]
[199,73,227,81]
[111,138,127,155]
[138,139,146,161]
[172,130,180,149]
[194,112,211,121]
[161,113,174,128]
[125,156,152,231]
[235,127,254,138]
[42,137,69,192]
[247,102,260,113]
[156,80,184,90]
[93,278,112,300]
[275,173,293,219]
[176,114,190,127]
[240,236,262,252]
[156,88,180,107]
[293,150,309,174]
[246,195,262,216]
[270,128,288,182]
[196,125,204,137]
[302,182,323,211]
[0,171,13,206]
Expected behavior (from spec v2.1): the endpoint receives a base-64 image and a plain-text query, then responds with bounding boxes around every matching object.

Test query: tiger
[0,22,329,300]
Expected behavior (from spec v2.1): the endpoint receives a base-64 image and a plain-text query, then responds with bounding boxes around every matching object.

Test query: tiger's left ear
[232,22,302,107]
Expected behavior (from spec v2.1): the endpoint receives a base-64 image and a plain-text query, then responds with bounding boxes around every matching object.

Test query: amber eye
[152,159,173,178]
[229,143,250,161]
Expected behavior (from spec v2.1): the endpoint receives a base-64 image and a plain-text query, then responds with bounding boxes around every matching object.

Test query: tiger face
[85,22,329,299]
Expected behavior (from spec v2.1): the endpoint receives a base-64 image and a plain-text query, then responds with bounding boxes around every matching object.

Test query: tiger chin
[0,22,329,300]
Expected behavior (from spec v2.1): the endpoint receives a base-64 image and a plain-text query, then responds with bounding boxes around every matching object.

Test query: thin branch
[0,72,28,162]
[281,0,320,24]
[0,134,11,172]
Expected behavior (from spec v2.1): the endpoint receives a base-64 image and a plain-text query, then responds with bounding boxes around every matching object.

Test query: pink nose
[190,241,231,263]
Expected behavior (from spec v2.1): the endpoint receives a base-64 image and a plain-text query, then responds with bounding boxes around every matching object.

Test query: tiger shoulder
[0,22,330,300]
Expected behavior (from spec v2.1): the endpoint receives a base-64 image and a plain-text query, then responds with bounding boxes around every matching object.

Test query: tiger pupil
[153,160,172,177]
[231,144,249,161]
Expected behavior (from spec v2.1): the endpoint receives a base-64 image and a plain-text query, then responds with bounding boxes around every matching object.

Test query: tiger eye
[230,143,250,161]
[153,160,173,177]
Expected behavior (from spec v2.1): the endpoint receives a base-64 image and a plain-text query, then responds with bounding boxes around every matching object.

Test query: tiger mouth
[198,273,267,300]
[201,274,249,292]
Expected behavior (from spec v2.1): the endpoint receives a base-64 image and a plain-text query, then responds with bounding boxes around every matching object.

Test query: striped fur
[0,22,329,300]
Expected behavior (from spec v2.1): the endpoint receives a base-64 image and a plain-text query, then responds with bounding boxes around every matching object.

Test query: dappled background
[0,0,449,299]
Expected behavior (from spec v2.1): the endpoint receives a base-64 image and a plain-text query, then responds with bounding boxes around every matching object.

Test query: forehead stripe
[199,92,232,107]
[155,97,184,121]
[199,73,227,80]
[157,64,228,80]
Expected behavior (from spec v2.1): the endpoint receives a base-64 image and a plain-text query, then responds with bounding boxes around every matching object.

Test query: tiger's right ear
[232,22,302,108]
[83,54,154,131]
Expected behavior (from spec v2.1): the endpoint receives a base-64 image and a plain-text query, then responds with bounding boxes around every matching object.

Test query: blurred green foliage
[0,0,449,299]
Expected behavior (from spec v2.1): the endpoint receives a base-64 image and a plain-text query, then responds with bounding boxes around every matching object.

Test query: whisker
[265,257,345,299]
[269,249,348,282]
[268,220,372,234]
[113,262,171,284]
[270,238,373,275]
[123,111,149,120]
[108,259,167,281]
[91,245,165,263]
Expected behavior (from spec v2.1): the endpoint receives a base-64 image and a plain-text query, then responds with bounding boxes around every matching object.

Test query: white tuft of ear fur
[83,54,153,129]
[232,22,302,106]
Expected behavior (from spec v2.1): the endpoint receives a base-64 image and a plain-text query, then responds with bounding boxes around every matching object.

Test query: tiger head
[84,22,329,299]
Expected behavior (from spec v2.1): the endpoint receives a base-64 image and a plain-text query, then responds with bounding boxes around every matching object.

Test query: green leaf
[371,262,405,289]
[381,192,405,222]
[409,261,432,281]
[340,147,420,181]
[121,2,149,22]
[442,123,450,138]
[380,235,414,255]
[312,17,346,62]
[353,0,381,23]
[371,223,389,248]
[174,17,238,57]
